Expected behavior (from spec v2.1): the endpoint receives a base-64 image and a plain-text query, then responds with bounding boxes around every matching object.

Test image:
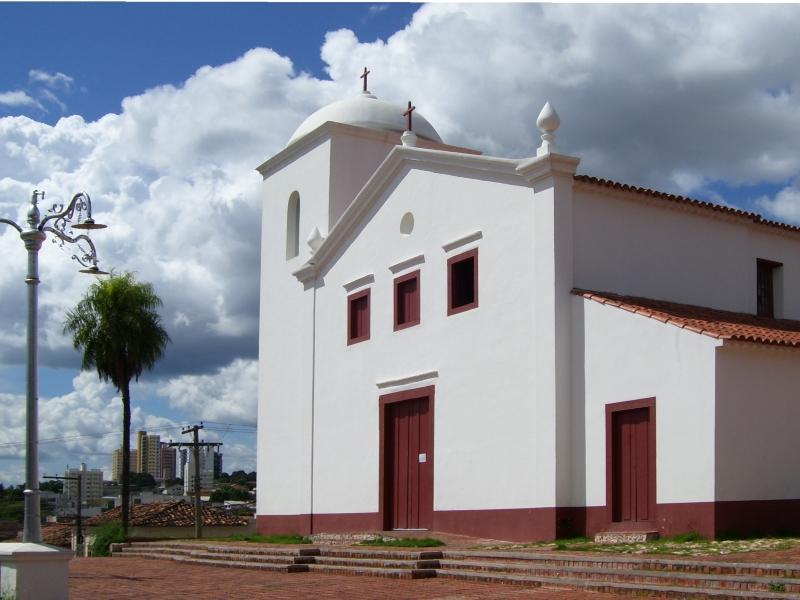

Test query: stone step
[117,551,309,573]
[437,569,800,599]
[438,559,800,593]
[123,542,320,557]
[119,544,435,570]
[307,564,437,580]
[442,550,800,578]
[594,531,660,544]
[111,541,800,599]
[317,547,443,561]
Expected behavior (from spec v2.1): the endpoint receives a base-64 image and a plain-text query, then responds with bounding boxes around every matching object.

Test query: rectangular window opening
[394,270,421,331]
[448,249,478,315]
[756,258,781,318]
[347,289,370,345]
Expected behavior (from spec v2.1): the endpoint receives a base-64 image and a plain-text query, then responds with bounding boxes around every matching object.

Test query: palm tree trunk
[121,379,131,535]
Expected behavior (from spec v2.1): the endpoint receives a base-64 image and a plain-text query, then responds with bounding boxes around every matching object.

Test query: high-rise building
[111,448,138,482]
[64,463,104,505]
[213,451,223,479]
[184,446,215,495]
[160,443,177,481]
[135,430,162,479]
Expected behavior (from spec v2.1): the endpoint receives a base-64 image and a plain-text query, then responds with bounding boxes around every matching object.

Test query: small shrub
[221,533,311,544]
[664,531,706,543]
[359,537,444,548]
[768,582,786,593]
[90,521,126,556]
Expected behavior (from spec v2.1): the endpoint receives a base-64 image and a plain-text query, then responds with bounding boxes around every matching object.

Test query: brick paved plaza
[69,557,626,599]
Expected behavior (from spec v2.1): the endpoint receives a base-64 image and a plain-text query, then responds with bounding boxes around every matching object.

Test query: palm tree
[64,272,170,534]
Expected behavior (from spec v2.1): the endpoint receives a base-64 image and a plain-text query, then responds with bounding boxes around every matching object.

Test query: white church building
[255,80,800,541]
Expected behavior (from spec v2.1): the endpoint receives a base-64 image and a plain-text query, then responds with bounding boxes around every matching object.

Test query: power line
[0,422,255,449]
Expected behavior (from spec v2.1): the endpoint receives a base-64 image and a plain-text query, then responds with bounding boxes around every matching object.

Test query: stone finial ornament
[401,130,418,147]
[536,101,560,156]
[307,226,324,254]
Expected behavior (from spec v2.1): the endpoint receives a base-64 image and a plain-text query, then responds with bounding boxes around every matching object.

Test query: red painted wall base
[257,499,800,542]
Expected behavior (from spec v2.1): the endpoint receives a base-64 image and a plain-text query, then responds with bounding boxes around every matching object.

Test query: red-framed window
[347,289,371,345]
[447,248,478,315]
[394,270,421,331]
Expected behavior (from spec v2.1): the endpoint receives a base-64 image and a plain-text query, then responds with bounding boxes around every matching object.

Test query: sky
[1,3,800,485]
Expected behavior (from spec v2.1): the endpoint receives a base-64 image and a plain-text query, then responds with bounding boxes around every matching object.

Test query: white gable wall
[575,297,720,508]
[311,166,543,514]
[573,188,800,319]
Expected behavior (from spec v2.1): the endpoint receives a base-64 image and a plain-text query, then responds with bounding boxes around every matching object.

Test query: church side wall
[573,188,800,319]
[257,141,332,522]
[309,167,551,538]
[713,344,800,536]
[574,296,720,538]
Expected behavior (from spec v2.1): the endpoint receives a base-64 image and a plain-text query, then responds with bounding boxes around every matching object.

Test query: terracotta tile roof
[42,523,72,548]
[87,501,248,527]
[574,175,800,235]
[573,289,800,348]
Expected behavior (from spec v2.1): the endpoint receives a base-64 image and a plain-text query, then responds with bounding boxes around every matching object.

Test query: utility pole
[44,474,81,556]
[168,424,221,539]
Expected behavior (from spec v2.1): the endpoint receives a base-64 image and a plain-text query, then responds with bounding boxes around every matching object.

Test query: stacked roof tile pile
[88,501,248,527]
[574,289,800,348]
[41,523,72,548]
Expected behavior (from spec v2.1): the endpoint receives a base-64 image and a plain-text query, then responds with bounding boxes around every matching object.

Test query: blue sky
[0,3,419,124]
[1,3,800,485]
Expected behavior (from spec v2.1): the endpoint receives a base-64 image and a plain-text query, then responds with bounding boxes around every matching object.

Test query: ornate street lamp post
[0,190,107,543]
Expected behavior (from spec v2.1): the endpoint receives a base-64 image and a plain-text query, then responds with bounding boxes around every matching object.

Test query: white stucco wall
[257,140,331,516]
[329,132,397,227]
[573,187,800,319]
[575,297,720,508]
[311,165,543,514]
[714,344,800,501]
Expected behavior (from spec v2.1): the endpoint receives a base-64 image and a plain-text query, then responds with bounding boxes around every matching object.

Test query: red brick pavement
[69,557,628,600]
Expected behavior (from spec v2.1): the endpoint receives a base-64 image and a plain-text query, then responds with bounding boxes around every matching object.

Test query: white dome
[288,92,443,146]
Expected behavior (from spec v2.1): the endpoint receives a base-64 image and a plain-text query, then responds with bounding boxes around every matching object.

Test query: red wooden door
[612,407,651,523]
[385,397,432,530]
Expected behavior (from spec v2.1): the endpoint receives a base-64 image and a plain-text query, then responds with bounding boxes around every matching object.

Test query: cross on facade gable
[403,101,415,131]
[360,67,370,92]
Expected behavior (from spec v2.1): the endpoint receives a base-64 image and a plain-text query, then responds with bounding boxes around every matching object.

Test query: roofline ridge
[574,174,800,235]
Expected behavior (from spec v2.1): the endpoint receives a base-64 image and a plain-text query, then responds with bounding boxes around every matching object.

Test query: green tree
[209,484,252,503]
[128,472,157,489]
[64,272,170,535]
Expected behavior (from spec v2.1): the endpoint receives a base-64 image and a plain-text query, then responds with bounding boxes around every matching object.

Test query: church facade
[255,87,800,541]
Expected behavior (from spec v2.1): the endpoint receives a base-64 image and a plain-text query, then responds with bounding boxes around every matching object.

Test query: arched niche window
[286,191,300,260]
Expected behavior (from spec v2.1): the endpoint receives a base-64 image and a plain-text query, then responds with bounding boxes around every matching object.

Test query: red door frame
[605,397,656,530]
[379,385,435,531]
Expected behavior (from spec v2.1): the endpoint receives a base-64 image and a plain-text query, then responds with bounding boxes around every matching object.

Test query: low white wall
[575,296,720,507]
[715,344,800,501]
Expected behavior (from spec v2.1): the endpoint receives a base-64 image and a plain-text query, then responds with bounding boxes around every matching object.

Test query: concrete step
[117,550,308,573]
[307,564,437,580]
[437,569,800,599]
[438,559,800,593]
[442,550,800,578]
[111,541,800,599]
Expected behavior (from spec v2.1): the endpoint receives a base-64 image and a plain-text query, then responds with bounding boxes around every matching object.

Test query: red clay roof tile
[87,500,248,527]
[573,289,800,348]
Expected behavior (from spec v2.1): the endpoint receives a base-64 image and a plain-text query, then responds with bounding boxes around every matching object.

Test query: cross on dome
[360,67,371,93]
[403,101,416,132]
